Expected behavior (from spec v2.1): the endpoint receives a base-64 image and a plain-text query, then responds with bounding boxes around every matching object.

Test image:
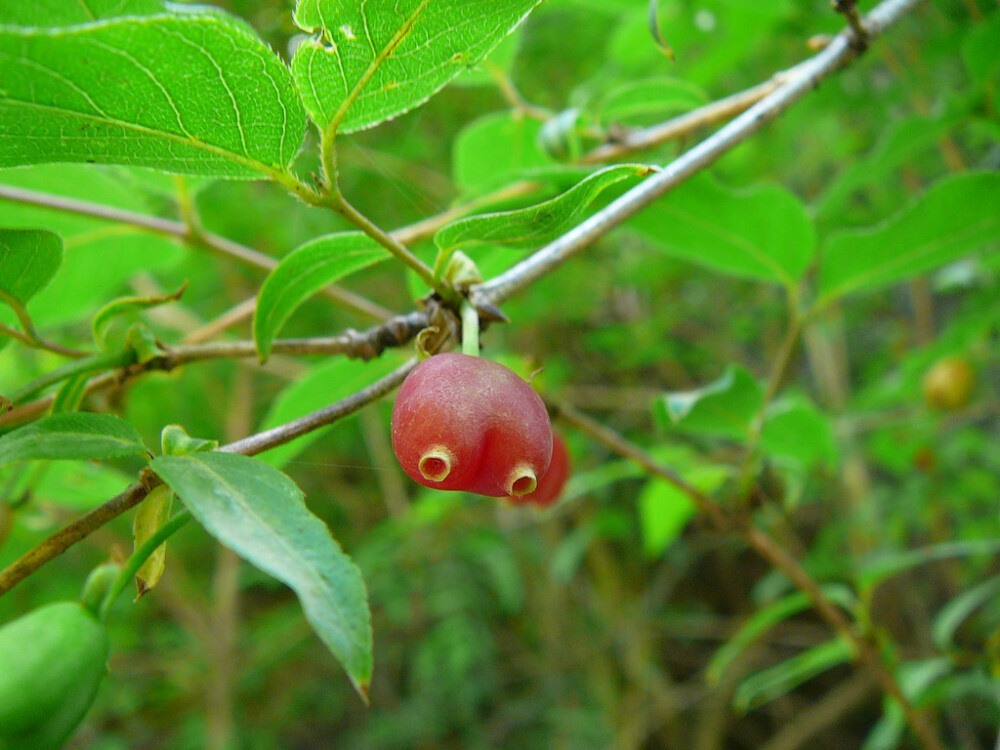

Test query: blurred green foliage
[0,0,998,748]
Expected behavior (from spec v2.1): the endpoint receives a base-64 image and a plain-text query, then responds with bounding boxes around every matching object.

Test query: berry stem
[460,299,480,357]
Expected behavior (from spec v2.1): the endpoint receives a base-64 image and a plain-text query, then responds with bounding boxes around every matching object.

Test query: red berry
[391,353,553,498]
[512,431,570,507]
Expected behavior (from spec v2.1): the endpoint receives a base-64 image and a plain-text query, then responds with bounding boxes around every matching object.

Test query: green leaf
[932,576,1000,651]
[761,397,838,469]
[858,539,1000,591]
[0,14,306,178]
[51,373,90,414]
[962,11,1000,84]
[0,0,166,25]
[19,460,132,511]
[630,173,816,287]
[0,166,187,327]
[160,424,219,456]
[733,637,853,712]
[638,464,728,558]
[253,232,389,361]
[638,480,695,559]
[291,0,543,134]
[654,365,763,440]
[434,164,652,253]
[452,111,556,193]
[816,111,963,222]
[451,30,521,88]
[0,412,147,465]
[257,354,407,469]
[0,228,63,308]
[132,484,174,597]
[708,584,857,684]
[818,172,1000,302]
[598,77,708,126]
[92,283,186,351]
[150,452,373,697]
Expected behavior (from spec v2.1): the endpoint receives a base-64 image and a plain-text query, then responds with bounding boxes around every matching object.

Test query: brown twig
[832,0,870,50]
[0,309,431,429]
[0,185,392,321]
[0,359,417,597]
[554,401,944,750]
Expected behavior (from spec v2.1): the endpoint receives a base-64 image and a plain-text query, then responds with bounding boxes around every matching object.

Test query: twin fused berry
[391,353,557,500]
[510,431,570,507]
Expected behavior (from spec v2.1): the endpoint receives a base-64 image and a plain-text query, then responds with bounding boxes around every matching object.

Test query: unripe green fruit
[391,353,553,498]
[922,356,975,411]
[0,601,110,750]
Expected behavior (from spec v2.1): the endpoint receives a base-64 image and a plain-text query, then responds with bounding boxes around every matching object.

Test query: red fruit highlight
[391,353,553,497]
[513,431,570,507]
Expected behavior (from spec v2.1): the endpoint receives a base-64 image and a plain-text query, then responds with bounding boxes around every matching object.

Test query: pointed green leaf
[708,584,857,684]
[733,638,853,712]
[630,173,816,287]
[0,228,63,308]
[150,452,373,697]
[434,164,652,252]
[858,539,1000,591]
[0,412,147,465]
[932,577,1000,651]
[291,0,543,133]
[0,14,306,178]
[654,365,763,440]
[818,172,1000,302]
[253,232,389,361]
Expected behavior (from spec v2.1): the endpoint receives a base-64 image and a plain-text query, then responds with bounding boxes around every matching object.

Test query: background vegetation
[0,0,998,748]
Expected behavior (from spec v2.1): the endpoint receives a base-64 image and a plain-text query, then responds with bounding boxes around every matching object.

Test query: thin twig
[556,401,944,750]
[0,185,392,321]
[181,297,258,344]
[736,311,803,495]
[0,359,417,597]
[832,0,870,50]
[322,191,439,292]
[471,0,925,309]
[0,321,89,359]
[0,309,432,428]
[579,63,805,165]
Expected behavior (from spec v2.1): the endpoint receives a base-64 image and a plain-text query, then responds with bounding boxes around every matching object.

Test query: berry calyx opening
[507,466,537,497]
[418,448,453,483]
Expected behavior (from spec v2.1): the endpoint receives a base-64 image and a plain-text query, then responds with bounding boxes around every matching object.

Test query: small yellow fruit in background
[922,356,976,411]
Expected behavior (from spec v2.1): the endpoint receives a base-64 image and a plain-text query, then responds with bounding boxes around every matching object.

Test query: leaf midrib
[183,456,367,652]
[327,0,434,134]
